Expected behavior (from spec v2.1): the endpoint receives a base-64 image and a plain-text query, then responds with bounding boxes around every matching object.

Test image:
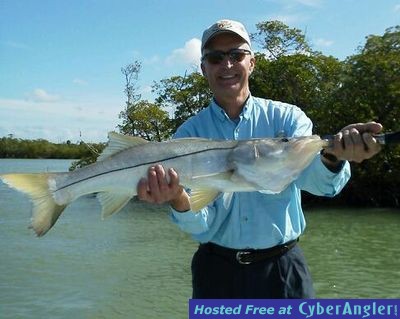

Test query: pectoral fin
[189,188,220,211]
[231,161,293,194]
[97,192,133,218]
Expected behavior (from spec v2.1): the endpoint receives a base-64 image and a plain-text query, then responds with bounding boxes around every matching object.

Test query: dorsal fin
[98,132,148,161]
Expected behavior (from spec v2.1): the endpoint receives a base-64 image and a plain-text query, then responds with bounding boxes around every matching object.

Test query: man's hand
[322,121,383,168]
[137,164,191,212]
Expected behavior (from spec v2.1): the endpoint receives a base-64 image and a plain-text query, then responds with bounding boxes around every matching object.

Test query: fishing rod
[372,131,400,145]
[323,131,400,145]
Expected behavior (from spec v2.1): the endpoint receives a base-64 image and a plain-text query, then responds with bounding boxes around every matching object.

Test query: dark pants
[191,243,315,299]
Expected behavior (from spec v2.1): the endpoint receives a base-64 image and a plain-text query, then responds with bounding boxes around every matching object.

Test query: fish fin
[190,188,220,211]
[97,192,132,219]
[98,132,148,161]
[231,165,287,193]
[0,173,67,237]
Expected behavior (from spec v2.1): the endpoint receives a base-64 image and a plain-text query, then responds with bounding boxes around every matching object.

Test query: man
[137,19,382,298]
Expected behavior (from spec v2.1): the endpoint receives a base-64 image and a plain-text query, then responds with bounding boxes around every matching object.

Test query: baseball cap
[201,19,251,50]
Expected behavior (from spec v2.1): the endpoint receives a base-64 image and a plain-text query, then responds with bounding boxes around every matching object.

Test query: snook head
[231,135,327,166]
[228,135,329,193]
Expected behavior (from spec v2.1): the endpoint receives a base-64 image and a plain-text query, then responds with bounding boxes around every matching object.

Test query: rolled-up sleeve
[296,154,351,196]
[170,206,216,235]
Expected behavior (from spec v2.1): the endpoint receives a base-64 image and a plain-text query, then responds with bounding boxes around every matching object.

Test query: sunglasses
[201,48,252,65]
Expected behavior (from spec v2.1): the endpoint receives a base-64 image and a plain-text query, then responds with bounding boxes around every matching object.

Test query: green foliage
[251,20,313,59]
[118,100,172,141]
[69,155,98,171]
[118,60,173,141]
[250,53,343,133]
[153,71,212,131]
[68,142,105,171]
[121,61,142,105]
[0,137,104,161]
[249,20,344,134]
[250,23,400,207]
[118,61,143,137]
[327,26,400,207]
[334,26,400,126]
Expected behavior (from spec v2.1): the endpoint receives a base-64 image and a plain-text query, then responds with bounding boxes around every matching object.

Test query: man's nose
[220,56,234,68]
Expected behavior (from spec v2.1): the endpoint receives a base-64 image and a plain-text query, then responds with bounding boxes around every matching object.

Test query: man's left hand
[323,121,383,164]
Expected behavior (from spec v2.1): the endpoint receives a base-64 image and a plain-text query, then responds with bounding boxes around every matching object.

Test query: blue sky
[1,0,399,142]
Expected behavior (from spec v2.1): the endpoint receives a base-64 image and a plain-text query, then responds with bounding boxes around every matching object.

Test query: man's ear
[201,62,207,77]
[249,56,256,74]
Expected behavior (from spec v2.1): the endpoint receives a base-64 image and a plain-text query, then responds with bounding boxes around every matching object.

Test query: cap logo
[218,21,232,29]
[201,19,251,50]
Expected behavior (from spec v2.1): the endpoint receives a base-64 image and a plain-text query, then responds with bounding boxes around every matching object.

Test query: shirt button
[243,217,248,222]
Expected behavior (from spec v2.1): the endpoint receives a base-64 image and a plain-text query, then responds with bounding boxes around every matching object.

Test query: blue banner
[189,299,399,319]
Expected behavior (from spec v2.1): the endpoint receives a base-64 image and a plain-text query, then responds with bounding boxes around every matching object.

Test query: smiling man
[137,19,382,298]
[200,20,255,119]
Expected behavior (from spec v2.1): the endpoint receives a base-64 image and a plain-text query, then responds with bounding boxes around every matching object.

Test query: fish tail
[0,173,67,237]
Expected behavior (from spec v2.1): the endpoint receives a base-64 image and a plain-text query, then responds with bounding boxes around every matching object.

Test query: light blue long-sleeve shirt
[170,95,351,249]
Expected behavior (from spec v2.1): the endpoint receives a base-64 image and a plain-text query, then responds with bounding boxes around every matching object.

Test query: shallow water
[0,159,399,318]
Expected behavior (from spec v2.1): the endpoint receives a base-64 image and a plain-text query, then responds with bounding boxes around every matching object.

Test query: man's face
[201,33,255,103]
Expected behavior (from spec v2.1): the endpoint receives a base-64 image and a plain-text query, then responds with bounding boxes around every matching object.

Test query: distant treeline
[0,136,105,160]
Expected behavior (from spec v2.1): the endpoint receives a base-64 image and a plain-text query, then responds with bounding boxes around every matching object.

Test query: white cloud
[143,55,161,65]
[140,85,152,94]
[394,4,400,12]
[73,78,88,86]
[273,0,321,11]
[2,41,30,50]
[28,88,61,103]
[165,38,202,68]
[0,96,123,142]
[268,13,307,25]
[315,38,334,47]
[138,85,157,102]
[265,0,320,25]
[293,0,322,7]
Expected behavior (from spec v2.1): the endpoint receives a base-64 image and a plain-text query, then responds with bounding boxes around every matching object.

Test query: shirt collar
[210,94,254,122]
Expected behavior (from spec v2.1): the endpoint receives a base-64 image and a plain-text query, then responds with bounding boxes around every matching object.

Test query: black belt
[199,238,299,265]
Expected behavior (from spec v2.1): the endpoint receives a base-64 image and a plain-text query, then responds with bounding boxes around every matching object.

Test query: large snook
[0,132,328,236]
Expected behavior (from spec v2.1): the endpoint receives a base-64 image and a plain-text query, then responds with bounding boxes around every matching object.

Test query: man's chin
[216,83,241,94]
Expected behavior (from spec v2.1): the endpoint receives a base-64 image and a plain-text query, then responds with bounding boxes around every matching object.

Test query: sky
[1,0,399,143]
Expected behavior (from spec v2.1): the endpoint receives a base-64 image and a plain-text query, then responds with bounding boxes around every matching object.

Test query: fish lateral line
[56,145,238,191]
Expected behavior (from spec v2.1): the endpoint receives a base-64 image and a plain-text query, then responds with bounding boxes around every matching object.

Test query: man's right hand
[137,164,191,212]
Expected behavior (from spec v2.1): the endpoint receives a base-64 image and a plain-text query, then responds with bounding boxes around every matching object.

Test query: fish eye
[281,138,289,142]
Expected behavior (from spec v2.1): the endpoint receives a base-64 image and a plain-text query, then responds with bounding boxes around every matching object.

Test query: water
[0,159,399,318]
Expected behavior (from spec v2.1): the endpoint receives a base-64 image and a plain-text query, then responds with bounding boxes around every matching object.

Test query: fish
[0,131,389,237]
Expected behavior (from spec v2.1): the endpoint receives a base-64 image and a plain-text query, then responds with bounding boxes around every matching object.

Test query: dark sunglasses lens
[230,51,247,62]
[204,50,250,64]
[206,52,225,64]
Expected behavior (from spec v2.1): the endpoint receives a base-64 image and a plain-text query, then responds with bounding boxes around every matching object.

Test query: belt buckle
[236,251,252,265]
